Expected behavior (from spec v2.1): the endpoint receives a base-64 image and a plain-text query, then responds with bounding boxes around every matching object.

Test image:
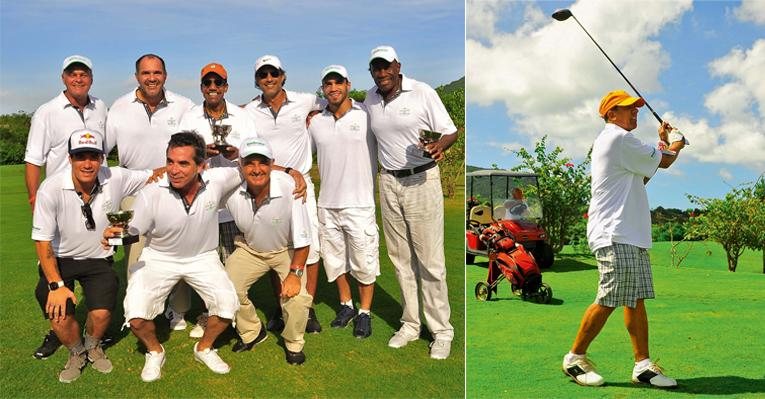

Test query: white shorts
[123,248,239,323]
[305,177,321,264]
[318,206,379,285]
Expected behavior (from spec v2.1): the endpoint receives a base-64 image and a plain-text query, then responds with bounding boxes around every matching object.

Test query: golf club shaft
[570,15,664,124]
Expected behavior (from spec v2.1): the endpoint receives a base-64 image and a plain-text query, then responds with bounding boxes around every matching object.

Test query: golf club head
[551,9,572,21]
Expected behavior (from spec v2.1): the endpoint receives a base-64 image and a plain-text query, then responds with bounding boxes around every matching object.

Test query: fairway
[466,244,765,398]
[0,164,465,398]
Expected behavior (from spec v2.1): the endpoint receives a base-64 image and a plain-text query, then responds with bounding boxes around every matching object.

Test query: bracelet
[284,167,293,175]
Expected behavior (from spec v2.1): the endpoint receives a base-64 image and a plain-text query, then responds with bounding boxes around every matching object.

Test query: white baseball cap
[369,45,398,64]
[68,129,104,155]
[62,55,93,72]
[254,55,284,73]
[321,65,349,81]
[239,136,274,160]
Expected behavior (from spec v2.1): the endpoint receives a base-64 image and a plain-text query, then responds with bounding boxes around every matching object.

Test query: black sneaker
[232,326,268,353]
[266,311,285,333]
[305,307,322,333]
[285,349,306,365]
[353,313,372,339]
[330,305,357,328]
[33,330,62,360]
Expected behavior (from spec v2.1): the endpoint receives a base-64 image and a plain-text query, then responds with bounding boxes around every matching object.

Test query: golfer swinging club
[562,90,686,388]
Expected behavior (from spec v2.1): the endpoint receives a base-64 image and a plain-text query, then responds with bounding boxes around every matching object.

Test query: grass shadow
[606,375,765,395]
[544,253,596,273]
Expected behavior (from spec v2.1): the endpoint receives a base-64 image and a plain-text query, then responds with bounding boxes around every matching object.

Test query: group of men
[25,47,459,383]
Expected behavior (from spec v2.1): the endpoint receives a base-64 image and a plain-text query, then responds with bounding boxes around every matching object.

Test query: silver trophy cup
[419,130,442,158]
[211,124,233,152]
[106,210,138,246]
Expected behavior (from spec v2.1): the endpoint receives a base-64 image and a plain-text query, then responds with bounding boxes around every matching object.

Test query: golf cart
[466,170,554,268]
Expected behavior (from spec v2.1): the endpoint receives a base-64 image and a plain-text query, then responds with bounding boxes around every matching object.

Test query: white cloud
[719,168,734,181]
[467,0,693,156]
[734,0,765,25]
[467,0,512,40]
[467,0,765,170]
[682,39,765,168]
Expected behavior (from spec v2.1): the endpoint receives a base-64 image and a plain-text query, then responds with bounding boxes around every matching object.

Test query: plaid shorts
[218,221,241,263]
[594,243,655,308]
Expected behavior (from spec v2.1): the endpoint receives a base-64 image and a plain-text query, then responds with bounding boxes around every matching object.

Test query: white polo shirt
[179,100,259,224]
[364,75,457,171]
[31,166,151,259]
[105,89,195,170]
[309,100,377,208]
[226,171,311,253]
[244,90,322,175]
[587,123,662,251]
[24,92,108,176]
[131,167,241,258]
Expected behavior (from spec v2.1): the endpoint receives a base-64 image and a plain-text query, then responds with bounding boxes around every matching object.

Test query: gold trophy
[106,210,138,246]
[211,124,233,152]
[419,130,442,158]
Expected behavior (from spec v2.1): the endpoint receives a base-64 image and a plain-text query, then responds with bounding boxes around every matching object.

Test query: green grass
[466,241,764,398]
[0,164,465,398]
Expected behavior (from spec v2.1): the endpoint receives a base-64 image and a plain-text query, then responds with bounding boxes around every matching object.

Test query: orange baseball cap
[598,90,645,117]
[201,63,227,80]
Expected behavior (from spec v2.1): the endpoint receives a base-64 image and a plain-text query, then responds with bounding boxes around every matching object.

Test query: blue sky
[0,1,464,114]
[467,0,765,210]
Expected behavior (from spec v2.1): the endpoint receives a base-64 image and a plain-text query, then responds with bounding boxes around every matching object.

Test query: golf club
[552,8,664,124]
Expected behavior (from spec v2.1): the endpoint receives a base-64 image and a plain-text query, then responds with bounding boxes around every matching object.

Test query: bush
[0,112,31,165]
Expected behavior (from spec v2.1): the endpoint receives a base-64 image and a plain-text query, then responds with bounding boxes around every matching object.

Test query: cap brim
[616,97,645,108]
[69,148,104,155]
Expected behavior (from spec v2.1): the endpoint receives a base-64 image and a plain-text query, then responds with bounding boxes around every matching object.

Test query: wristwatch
[289,268,304,277]
[284,167,293,175]
[48,280,65,291]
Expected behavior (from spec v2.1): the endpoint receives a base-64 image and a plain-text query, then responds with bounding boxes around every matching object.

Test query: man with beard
[308,65,379,339]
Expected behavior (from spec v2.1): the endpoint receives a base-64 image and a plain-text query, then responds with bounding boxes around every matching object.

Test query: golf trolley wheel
[475,282,492,301]
[537,283,553,304]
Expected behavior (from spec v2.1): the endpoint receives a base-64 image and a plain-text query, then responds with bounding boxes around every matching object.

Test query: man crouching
[225,137,312,365]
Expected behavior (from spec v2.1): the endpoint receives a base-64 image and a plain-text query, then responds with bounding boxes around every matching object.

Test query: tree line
[0,78,465,198]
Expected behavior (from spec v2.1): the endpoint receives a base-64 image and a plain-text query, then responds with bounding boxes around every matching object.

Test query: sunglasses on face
[256,69,282,79]
[81,203,96,231]
[202,78,226,87]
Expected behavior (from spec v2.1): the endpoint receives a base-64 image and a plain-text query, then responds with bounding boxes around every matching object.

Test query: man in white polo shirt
[309,65,379,339]
[25,55,108,360]
[562,90,686,388]
[225,137,313,365]
[245,54,324,334]
[105,53,195,331]
[178,62,256,338]
[107,131,240,382]
[364,45,459,359]
[33,129,153,383]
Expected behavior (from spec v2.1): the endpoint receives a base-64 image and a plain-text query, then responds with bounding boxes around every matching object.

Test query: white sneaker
[387,330,418,349]
[194,342,230,374]
[632,361,677,388]
[189,313,208,338]
[562,354,605,386]
[141,348,165,382]
[429,339,452,360]
[165,308,187,331]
